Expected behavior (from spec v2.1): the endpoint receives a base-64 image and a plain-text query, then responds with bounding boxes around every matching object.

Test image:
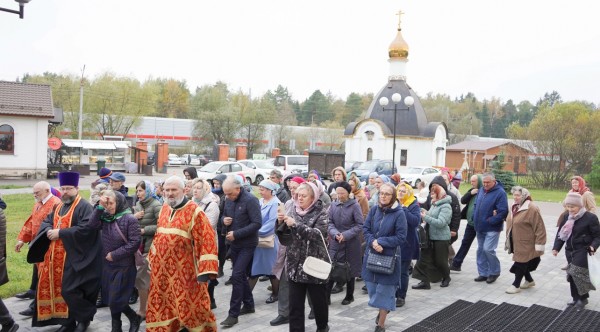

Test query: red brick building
[446,140,530,175]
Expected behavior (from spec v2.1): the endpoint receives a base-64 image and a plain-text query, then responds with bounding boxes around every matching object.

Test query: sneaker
[520,281,536,289]
[220,316,238,327]
[505,285,521,294]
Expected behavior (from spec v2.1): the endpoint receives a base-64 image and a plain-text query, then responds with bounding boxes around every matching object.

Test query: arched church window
[367,148,373,161]
[0,124,14,154]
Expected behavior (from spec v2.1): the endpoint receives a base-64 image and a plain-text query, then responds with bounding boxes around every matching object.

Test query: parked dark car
[349,159,397,182]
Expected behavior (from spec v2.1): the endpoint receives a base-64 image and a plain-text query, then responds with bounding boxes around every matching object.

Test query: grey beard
[167,196,184,208]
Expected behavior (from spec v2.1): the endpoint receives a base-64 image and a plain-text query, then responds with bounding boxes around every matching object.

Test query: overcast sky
[2,0,599,104]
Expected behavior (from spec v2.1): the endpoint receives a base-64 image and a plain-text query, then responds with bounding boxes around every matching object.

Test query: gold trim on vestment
[156,227,191,239]
[146,317,217,330]
[199,254,218,261]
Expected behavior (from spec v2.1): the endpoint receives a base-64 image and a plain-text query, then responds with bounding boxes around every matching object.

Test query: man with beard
[146,176,218,332]
[15,181,62,317]
[28,172,102,332]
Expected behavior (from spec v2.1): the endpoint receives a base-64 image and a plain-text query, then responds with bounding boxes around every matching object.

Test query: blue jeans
[452,224,477,268]
[228,246,255,317]
[396,259,412,300]
[476,231,501,277]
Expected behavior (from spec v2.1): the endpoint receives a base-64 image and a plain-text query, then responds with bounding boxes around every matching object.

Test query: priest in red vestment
[146,176,218,332]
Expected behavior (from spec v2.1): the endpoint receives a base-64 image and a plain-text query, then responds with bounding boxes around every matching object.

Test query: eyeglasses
[380,192,393,197]
[398,190,407,194]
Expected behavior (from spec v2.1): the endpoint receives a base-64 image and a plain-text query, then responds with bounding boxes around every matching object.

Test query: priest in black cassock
[28,172,102,332]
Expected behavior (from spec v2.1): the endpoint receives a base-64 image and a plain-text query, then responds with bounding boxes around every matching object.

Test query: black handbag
[366,247,399,275]
[418,224,431,249]
[329,245,351,283]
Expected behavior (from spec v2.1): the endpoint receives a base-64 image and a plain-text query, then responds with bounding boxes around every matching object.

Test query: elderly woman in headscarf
[570,176,597,214]
[362,183,407,332]
[277,182,330,332]
[395,182,421,307]
[326,181,364,306]
[349,173,369,218]
[89,190,142,332]
[328,166,348,199]
[365,172,379,201]
[368,175,390,208]
[553,192,600,310]
[192,178,221,309]
[504,186,546,294]
[248,179,281,304]
[412,183,452,290]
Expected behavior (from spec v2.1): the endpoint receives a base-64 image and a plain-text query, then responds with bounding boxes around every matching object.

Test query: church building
[344,12,448,169]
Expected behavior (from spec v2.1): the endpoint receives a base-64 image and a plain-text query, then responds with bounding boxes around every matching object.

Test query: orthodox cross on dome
[395,10,404,30]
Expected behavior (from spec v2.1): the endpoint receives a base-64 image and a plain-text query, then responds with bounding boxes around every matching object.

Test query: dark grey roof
[423,122,448,139]
[344,118,392,136]
[0,81,54,118]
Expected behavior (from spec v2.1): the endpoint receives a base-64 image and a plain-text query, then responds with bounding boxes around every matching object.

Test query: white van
[273,155,309,176]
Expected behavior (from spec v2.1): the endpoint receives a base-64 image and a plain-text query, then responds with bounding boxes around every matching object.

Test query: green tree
[586,143,600,190]
[153,78,190,118]
[298,90,332,125]
[478,102,491,137]
[490,151,515,192]
[191,82,239,146]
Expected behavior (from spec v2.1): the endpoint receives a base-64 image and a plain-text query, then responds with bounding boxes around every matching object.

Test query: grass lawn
[459,182,599,205]
[1,190,91,299]
[0,185,28,189]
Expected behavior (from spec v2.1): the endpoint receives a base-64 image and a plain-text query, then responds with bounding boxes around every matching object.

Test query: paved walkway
[3,198,599,331]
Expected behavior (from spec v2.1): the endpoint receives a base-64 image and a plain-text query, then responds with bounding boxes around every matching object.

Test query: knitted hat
[291,176,306,185]
[335,181,352,194]
[98,167,112,179]
[564,192,583,207]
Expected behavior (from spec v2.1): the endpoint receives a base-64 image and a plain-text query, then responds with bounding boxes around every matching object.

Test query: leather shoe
[396,298,405,307]
[1,322,19,332]
[441,277,451,287]
[330,284,343,294]
[54,323,76,332]
[449,265,461,272]
[239,305,255,315]
[210,301,217,309]
[341,297,354,305]
[220,316,238,327]
[412,281,431,290]
[270,315,289,326]
[19,308,34,316]
[486,275,499,284]
[74,321,90,332]
[15,290,35,300]
[128,289,139,305]
[362,285,368,293]
[308,309,315,320]
[316,325,330,332]
[224,278,233,286]
[265,295,278,304]
[474,276,487,282]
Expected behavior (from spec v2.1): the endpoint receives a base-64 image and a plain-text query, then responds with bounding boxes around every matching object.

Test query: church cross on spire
[396,10,404,30]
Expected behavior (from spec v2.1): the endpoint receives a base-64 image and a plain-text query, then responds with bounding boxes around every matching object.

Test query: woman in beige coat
[505,186,547,294]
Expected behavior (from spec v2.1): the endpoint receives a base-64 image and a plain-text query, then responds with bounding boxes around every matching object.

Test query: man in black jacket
[451,175,481,271]
[220,176,262,328]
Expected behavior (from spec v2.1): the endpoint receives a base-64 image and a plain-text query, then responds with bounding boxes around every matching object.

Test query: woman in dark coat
[326,181,364,305]
[362,183,407,332]
[89,190,142,332]
[553,192,600,310]
[277,182,330,332]
[395,182,421,307]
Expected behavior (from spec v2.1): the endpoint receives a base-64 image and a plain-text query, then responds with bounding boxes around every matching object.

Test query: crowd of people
[1,166,599,332]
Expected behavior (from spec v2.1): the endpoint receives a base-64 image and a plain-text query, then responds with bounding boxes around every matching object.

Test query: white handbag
[302,230,332,280]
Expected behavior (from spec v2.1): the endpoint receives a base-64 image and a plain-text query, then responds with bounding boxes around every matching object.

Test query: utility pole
[78,65,86,140]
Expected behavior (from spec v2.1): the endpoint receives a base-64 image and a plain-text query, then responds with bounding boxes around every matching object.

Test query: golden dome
[388,29,409,59]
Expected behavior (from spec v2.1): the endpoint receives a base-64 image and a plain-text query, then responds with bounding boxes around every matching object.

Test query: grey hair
[164,176,185,189]
[482,172,496,180]
[270,169,283,179]
[223,175,242,189]
[34,181,51,191]
[99,189,116,199]
[511,185,530,199]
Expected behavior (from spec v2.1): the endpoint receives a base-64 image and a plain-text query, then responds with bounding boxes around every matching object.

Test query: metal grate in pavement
[429,300,498,332]
[402,299,474,332]
[501,304,561,332]
[543,306,600,332]
[464,302,527,332]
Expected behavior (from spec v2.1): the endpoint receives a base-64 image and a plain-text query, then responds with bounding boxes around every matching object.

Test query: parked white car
[273,155,308,177]
[196,161,256,184]
[401,166,441,187]
[168,154,182,166]
[238,159,276,185]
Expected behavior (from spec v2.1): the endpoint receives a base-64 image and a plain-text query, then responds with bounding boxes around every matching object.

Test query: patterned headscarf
[570,176,590,195]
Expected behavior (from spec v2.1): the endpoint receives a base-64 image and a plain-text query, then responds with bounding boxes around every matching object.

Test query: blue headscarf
[259,179,279,194]
[379,174,390,183]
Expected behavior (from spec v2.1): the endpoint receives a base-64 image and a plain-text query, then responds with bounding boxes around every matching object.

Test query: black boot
[111,319,123,332]
[128,288,139,305]
[124,310,141,332]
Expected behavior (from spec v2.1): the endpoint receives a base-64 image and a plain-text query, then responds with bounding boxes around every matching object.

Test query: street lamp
[379,92,415,171]
[0,0,31,19]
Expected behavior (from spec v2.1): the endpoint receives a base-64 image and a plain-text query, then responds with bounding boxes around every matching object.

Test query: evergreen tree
[478,102,491,137]
[586,143,600,190]
[491,151,516,192]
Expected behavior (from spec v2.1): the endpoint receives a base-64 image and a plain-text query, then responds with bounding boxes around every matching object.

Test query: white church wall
[0,116,48,178]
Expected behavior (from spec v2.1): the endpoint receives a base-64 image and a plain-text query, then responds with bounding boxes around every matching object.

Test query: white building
[0,81,55,179]
[344,15,448,169]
